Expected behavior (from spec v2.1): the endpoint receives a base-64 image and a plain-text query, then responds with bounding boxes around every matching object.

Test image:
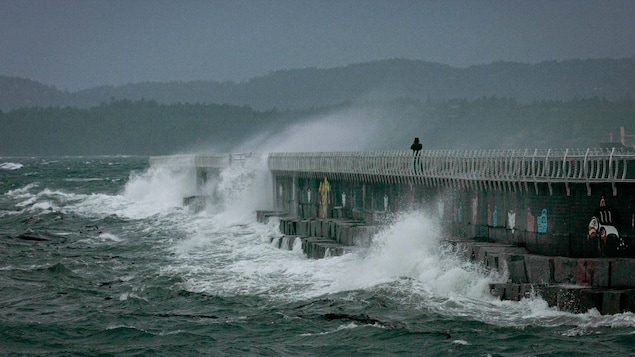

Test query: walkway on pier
[268,148,635,196]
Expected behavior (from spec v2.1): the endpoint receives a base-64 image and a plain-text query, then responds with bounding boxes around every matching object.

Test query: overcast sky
[2,0,634,91]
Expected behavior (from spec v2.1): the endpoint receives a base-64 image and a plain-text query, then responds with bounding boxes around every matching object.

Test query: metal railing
[149,149,635,195]
[268,148,635,195]
[149,153,253,169]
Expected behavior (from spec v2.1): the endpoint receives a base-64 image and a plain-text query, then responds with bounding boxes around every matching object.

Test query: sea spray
[123,165,197,213]
[4,157,635,356]
[199,154,273,224]
[321,211,502,297]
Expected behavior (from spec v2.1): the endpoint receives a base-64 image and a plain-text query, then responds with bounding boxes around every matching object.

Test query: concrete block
[351,225,374,247]
[329,220,341,239]
[332,207,345,219]
[270,236,281,248]
[279,235,296,250]
[479,245,528,273]
[510,284,522,301]
[557,287,586,314]
[486,254,499,270]
[576,260,594,286]
[473,244,487,263]
[554,287,603,314]
[518,284,534,300]
[534,285,558,307]
[302,237,336,259]
[578,289,603,313]
[256,210,286,224]
[622,289,635,312]
[592,259,611,288]
[288,220,297,235]
[553,257,577,284]
[504,282,514,301]
[507,283,535,301]
[602,291,623,315]
[296,220,309,236]
[337,224,354,245]
[611,259,635,288]
[489,283,505,300]
[524,255,553,284]
[507,256,528,284]
[315,220,324,238]
[318,219,325,237]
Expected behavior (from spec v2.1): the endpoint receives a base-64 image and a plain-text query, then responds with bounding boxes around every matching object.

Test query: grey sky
[1,0,634,91]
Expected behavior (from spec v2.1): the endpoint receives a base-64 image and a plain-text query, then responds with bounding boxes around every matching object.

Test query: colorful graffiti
[537,208,548,233]
[588,196,624,256]
[507,210,516,233]
[319,177,331,218]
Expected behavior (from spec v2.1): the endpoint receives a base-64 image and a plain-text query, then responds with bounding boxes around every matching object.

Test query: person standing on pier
[411,137,422,174]
[411,137,422,155]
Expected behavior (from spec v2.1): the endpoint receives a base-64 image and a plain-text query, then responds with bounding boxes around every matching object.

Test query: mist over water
[235,106,414,153]
[2,157,635,355]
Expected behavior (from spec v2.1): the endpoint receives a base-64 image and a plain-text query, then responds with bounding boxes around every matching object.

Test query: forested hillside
[2,58,635,111]
[1,97,633,156]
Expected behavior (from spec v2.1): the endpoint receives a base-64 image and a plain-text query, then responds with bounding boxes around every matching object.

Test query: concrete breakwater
[257,210,635,314]
[458,239,635,314]
[147,150,635,314]
[256,210,380,259]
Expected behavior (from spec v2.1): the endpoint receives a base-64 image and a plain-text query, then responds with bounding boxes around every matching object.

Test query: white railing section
[149,153,253,169]
[268,148,635,195]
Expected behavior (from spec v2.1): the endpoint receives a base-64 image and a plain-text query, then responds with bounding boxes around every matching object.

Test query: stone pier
[258,210,635,314]
[150,148,635,314]
[256,210,379,259]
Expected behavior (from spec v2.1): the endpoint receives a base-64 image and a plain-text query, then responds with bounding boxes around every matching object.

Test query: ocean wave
[5,183,39,197]
[63,178,108,182]
[0,162,23,170]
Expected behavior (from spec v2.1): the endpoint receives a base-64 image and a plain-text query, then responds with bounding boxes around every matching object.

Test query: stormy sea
[2,156,635,356]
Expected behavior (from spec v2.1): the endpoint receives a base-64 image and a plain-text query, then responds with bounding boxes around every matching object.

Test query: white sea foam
[0,162,23,170]
[5,183,39,198]
[58,165,197,221]
[299,322,362,336]
[46,156,635,331]
[16,196,37,207]
[123,166,197,213]
[98,232,123,242]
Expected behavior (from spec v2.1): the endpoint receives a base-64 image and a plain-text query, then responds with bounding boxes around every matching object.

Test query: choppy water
[2,156,635,356]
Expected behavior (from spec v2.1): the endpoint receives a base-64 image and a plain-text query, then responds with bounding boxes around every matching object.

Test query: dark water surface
[1,157,635,356]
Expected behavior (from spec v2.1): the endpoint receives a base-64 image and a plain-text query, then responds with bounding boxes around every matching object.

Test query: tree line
[1,97,634,156]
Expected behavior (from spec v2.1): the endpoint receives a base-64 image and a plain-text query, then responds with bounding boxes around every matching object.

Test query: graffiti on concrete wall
[537,209,548,233]
[319,177,330,218]
[588,196,625,255]
[507,210,516,233]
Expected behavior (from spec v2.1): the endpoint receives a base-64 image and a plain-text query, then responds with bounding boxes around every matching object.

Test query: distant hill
[2,96,634,156]
[0,77,73,110]
[2,58,635,111]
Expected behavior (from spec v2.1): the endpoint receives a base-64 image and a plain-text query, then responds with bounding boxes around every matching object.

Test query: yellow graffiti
[319,177,331,218]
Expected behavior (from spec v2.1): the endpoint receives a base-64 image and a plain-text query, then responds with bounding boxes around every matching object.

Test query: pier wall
[269,149,635,259]
[150,149,635,314]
